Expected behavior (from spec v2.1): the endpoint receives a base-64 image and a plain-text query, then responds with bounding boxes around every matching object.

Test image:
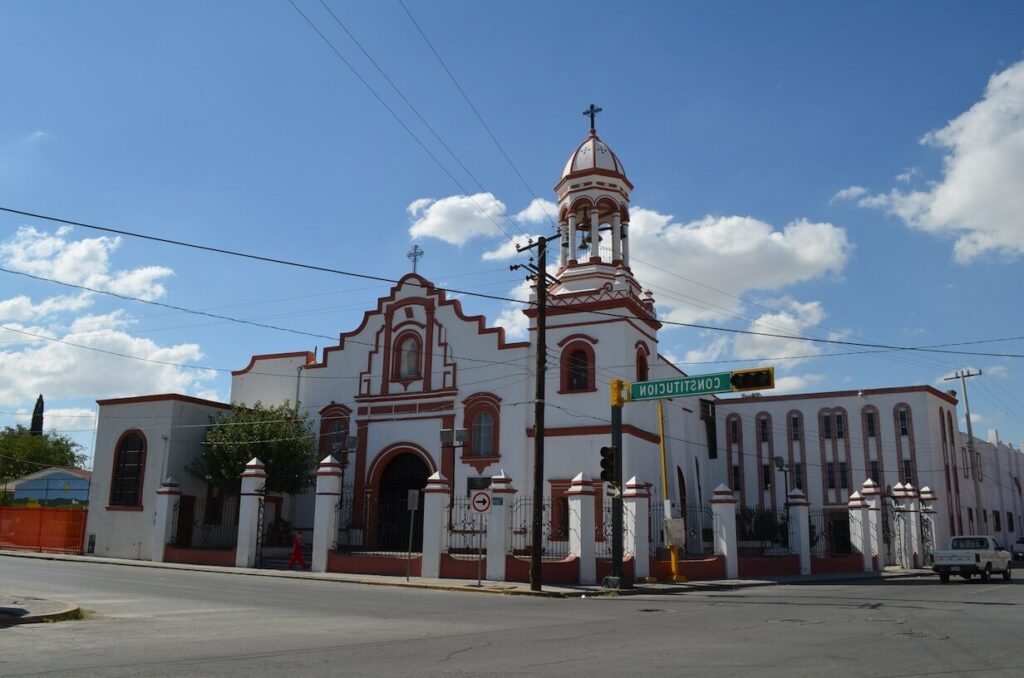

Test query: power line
[4,204,1023,360]
[396,0,547,216]
[314,0,527,239]
[284,0,521,244]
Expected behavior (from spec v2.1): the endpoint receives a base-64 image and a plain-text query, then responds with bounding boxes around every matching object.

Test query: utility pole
[609,382,626,587]
[513,235,558,592]
[945,369,982,530]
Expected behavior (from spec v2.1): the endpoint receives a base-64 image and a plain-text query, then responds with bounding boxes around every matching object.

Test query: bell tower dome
[554,107,634,273]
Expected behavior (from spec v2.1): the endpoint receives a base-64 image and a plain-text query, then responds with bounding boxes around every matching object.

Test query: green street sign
[629,372,732,400]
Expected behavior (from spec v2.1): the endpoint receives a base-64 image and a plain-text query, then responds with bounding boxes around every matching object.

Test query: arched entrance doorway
[372,452,429,551]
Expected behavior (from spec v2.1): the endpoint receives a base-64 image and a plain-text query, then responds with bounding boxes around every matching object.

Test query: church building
[85,122,1021,578]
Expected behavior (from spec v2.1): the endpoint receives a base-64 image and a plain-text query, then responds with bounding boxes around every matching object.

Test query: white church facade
[85,125,1024,580]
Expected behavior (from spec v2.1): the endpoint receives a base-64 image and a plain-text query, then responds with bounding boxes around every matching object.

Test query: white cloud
[986,365,1009,379]
[773,373,825,394]
[493,278,533,340]
[895,168,919,183]
[0,226,174,300]
[0,321,216,407]
[627,209,850,324]
[0,292,92,322]
[830,185,869,203]
[41,407,97,433]
[514,199,558,225]
[732,299,827,364]
[858,60,1024,262]
[481,236,544,261]
[683,336,731,364]
[407,193,510,246]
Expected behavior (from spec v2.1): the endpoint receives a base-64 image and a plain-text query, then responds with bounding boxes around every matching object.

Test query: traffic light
[609,379,627,407]
[730,367,775,392]
[599,446,617,483]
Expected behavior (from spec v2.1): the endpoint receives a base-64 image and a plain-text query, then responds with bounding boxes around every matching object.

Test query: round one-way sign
[470,490,492,514]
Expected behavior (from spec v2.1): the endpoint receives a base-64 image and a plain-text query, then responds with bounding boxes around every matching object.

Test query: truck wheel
[939,573,950,583]
[1003,563,1012,581]
[981,564,992,583]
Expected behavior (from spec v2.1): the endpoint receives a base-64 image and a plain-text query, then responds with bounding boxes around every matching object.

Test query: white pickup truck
[932,536,1013,583]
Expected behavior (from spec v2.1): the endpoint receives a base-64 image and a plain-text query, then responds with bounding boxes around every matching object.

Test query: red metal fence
[0,507,87,554]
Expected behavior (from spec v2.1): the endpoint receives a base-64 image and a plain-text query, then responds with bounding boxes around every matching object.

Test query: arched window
[636,348,649,383]
[558,338,596,393]
[568,350,589,391]
[469,411,494,457]
[319,405,352,459]
[109,430,146,508]
[393,333,421,380]
[462,393,501,465]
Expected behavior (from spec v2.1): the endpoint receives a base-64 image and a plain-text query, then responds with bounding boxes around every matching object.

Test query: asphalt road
[1,556,1022,677]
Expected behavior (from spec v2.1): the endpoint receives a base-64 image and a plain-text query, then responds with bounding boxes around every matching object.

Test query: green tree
[0,425,86,480]
[30,394,44,436]
[186,401,316,496]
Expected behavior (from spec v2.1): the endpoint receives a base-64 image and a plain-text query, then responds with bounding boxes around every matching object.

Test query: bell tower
[547,106,654,319]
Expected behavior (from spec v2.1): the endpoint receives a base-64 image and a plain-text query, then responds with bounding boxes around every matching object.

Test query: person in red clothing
[287,531,308,570]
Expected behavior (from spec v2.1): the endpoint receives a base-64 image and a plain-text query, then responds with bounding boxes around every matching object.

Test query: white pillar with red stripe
[623,477,651,580]
[312,455,343,573]
[487,471,516,581]
[848,491,873,573]
[786,489,811,575]
[567,472,596,584]
[152,476,182,563]
[861,478,883,570]
[421,472,449,579]
[711,484,739,579]
[235,457,267,568]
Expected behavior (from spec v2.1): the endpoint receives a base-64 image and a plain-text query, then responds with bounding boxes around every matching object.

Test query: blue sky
[2,1,1023,466]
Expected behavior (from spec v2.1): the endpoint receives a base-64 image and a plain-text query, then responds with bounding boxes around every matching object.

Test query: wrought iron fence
[649,500,665,557]
[507,495,569,559]
[808,509,852,557]
[170,494,238,548]
[595,502,633,560]
[447,496,487,554]
[335,492,423,557]
[920,512,935,565]
[736,506,791,557]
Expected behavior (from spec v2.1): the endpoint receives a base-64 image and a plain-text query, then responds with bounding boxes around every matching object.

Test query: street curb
[0,599,81,626]
[0,549,932,598]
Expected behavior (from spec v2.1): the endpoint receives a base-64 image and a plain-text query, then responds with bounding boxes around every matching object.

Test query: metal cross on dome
[583,103,602,131]
[407,244,424,273]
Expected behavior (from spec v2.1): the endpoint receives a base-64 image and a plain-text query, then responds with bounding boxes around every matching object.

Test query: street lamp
[774,456,790,502]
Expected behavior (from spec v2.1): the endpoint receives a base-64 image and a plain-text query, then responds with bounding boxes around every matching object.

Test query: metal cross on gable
[583,103,602,131]
[407,244,424,273]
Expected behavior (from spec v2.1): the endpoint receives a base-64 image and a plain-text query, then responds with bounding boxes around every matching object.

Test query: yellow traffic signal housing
[730,367,775,392]
[609,379,628,407]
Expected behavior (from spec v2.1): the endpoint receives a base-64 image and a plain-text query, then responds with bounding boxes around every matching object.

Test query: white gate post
[711,484,739,579]
[421,472,449,578]
[152,476,181,562]
[787,489,811,575]
[905,483,922,568]
[567,472,596,585]
[312,455,343,573]
[861,479,883,570]
[623,477,651,579]
[487,471,515,581]
[235,457,267,568]
[919,486,937,566]
[892,482,911,569]
[848,491,873,572]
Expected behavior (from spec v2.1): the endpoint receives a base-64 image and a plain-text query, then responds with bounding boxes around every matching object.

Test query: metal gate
[254,496,266,568]
[920,513,935,566]
[883,496,907,568]
[448,497,487,554]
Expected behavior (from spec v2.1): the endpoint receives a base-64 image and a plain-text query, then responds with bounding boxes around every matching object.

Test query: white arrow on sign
[470,490,492,514]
